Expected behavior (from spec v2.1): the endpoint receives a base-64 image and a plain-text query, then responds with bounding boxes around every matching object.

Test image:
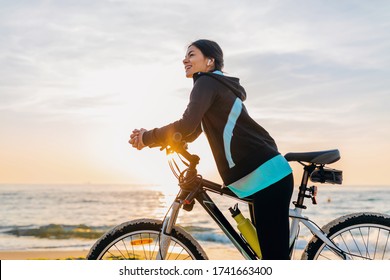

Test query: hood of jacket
[193,71,247,101]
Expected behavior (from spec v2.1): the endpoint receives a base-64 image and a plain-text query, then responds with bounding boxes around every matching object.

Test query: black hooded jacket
[142,71,280,186]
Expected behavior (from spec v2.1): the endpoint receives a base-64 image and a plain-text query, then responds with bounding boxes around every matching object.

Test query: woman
[129,39,294,260]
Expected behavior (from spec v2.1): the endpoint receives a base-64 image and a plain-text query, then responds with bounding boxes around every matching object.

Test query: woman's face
[183,45,214,78]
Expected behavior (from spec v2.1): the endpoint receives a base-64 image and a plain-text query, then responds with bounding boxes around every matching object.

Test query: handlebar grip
[170,133,200,165]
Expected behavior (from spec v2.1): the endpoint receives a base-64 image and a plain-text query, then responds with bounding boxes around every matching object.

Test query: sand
[0,246,244,260]
[0,246,302,260]
[0,250,89,260]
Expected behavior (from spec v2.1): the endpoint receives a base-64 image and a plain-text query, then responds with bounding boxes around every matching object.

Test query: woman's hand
[129,128,147,150]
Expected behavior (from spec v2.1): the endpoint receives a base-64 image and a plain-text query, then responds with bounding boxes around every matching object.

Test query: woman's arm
[140,76,217,147]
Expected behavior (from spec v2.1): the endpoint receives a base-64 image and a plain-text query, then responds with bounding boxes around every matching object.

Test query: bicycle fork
[156,200,182,260]
[289,208,349,260]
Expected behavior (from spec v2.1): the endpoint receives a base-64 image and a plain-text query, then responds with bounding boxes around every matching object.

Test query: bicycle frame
[289,208,347,259]
[88,145,390,261]
[161,177,258,259]
[159,146,346,260]
[161,178,348,260]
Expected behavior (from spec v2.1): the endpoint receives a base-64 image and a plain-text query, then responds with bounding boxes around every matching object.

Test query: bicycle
[87,142,390,260]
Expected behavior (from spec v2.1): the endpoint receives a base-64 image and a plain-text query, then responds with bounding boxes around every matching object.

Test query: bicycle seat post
[293,163,316,209]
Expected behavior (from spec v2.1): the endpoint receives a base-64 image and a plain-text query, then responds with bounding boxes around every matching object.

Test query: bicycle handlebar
[152,132,200,169]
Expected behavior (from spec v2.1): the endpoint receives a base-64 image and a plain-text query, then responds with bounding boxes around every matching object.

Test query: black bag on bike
[310,167,342,185]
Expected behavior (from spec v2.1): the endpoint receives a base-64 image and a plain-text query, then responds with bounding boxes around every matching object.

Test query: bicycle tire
[302,212,390,260]
[87,218,208,260]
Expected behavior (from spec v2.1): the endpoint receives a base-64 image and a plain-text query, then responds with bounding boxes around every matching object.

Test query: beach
[1,184,388,261]
[0,244,306,260]
[0,250,89,260]
[0,246,245,260]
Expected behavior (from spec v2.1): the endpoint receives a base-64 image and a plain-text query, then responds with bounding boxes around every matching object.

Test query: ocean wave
[2,223,232,246]
[181,225,215,232]
[192,232,231,244]
[3,224,108,240]
[180,225,232,244]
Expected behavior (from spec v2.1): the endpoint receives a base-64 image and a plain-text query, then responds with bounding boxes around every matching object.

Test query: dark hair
[190,39,224,71]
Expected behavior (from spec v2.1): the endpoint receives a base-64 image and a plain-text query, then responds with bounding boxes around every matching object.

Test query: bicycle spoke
[359,227,370,259]
[348,229,363,258]
[102,232,196,260]
[339,233,352,259]
[320,252,332,260]
[140,234,148,259]
[114,243,127,259]
[148,233,152,259]
[176,247,185,260]
[151,235,159,260]
[374,228,379,259]
[106,249,118,260]
[121,238,130,259]
[382,229,390,260]
[167,242,174,259]
[130,235,135,259]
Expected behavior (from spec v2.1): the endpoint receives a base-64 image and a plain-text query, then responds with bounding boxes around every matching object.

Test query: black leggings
[251,173,294,260]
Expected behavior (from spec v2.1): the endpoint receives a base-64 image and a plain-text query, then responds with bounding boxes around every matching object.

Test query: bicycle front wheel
[302,212,390,260]
[87,219,208,260]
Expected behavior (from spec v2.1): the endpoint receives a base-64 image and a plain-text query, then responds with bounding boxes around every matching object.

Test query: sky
[0,0,389,188]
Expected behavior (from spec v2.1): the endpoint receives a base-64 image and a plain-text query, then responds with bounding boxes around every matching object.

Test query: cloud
[0,0,389,184]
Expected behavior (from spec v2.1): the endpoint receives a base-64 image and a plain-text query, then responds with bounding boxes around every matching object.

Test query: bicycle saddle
[284,149,340,164]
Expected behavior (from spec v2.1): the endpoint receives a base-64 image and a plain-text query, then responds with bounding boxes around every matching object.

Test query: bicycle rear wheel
[87,219,208,260]
[302,212,390,260]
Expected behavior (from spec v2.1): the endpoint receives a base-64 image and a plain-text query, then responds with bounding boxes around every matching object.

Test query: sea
[0,183,389,259]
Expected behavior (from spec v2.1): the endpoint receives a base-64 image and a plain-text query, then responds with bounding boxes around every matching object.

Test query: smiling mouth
[185,65,192,71]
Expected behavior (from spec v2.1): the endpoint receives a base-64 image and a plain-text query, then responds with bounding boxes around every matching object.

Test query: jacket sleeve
[183,124,202,143]
[142,76,217,147]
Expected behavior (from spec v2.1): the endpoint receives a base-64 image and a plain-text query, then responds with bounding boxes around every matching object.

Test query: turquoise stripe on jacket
[228,154,292,198]
[223,98,242,168]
